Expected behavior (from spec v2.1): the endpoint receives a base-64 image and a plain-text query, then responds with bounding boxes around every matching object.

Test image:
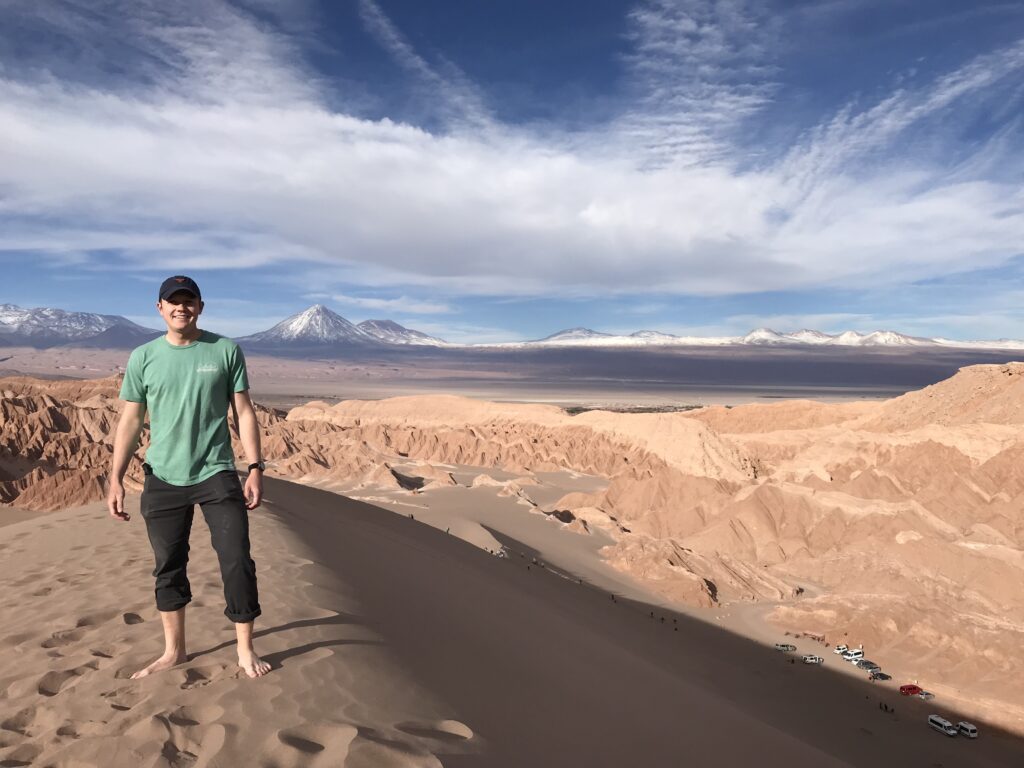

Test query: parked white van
[928,715,957,737]
[958,721,978,739]
[842,649,864,662]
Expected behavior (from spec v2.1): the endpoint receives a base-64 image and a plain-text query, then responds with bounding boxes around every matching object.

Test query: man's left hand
[244,471,263,510]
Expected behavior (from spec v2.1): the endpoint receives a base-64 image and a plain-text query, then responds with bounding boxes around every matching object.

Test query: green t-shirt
[120,330,249,486]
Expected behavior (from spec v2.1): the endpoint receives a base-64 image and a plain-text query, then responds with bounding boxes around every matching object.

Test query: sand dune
[2,479,1023,766]
[3,363,1024,737]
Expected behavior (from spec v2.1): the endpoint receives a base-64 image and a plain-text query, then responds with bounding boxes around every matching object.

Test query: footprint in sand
[56,722,80,739]
[396,720,474,742]
[122,612,144,625]
[166,704,224,728]
[77,609,122,627]
[160,742,199,767]
[0,707,37,737]
[275,724,357,761]
[37,661,99,697]
[30,587,52,597]
[101,686,146,712]
[0,742,41,766]
[179,664,230,690]
[41,628,88,649]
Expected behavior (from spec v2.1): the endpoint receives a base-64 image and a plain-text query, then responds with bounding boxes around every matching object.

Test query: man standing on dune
[106,275,271,679]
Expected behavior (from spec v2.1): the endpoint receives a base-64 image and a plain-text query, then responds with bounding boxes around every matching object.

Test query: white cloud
[324,293,453,315]
[0,0,1022,315]
[616,0,778,167]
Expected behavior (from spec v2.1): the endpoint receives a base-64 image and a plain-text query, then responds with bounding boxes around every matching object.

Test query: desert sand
[2,479,1023,766]
[4,363,1024,763]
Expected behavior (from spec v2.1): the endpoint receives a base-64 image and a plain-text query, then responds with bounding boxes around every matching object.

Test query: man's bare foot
[238,649,271,678]
[130,651,187,679]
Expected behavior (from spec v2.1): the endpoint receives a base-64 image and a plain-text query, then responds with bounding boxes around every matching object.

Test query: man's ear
[197,300,205,315]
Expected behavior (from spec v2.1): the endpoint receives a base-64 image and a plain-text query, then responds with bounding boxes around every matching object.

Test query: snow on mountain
[238,304,376,346]
[787,329,834,345]
[828,330,933,347]
[357,319,449,346]
[237,305,447,347]
[741,328,790,345]
[478,326,1023,350]
[0,303,158,347]
[933,337,1024,351]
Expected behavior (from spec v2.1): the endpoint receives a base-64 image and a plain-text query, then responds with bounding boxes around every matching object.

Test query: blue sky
[1,0,1023,343]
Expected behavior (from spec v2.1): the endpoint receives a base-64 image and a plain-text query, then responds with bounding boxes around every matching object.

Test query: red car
[899,684,923,696]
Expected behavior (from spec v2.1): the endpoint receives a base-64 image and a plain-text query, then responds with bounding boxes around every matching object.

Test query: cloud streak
[0,0,1021,324]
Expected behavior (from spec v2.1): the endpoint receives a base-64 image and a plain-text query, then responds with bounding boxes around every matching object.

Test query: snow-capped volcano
[0,304,159,347]
[357,319,448,346]
[237,305,448,348]
[237,304,375,346]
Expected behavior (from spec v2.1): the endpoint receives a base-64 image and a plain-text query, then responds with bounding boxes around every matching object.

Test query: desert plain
[3,350,1024,766]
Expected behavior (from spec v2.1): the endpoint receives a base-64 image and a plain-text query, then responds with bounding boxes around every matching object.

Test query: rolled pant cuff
[156,597,191,612]
[225,607,262,623]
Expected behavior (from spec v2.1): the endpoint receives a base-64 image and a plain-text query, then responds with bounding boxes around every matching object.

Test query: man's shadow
[187,612,377,668]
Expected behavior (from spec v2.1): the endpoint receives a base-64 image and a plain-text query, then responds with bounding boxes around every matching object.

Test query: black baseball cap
[158,275,202,301]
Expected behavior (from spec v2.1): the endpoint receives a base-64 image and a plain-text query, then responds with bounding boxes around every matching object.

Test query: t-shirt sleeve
[119,348,147,403]
[229,343,250,393]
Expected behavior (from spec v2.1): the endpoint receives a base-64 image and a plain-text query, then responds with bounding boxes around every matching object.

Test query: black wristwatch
[248,461,266,473]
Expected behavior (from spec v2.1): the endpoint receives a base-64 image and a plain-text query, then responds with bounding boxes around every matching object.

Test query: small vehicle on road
[833,644,848,655]
[918,691,935,701]
[856,659,880,671]
[869,671,891,681]
[802,655,824,664]
[899,684,923,696]
[842,649,864,662]
[958,721,978,739]
[928,715,957,737]
[774,643,797,652]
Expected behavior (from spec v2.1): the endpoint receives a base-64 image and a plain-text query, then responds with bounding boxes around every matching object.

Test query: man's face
[158,291,204,333]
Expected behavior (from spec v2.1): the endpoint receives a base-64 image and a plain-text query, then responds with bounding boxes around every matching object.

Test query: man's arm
[232,389,263,510]
[107,400,147,521]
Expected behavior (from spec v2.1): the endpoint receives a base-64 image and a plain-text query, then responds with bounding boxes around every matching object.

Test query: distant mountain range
[0,303,161,348]
[495,326,1024,349]
[0,303,448,350]
[2,302,1022,352]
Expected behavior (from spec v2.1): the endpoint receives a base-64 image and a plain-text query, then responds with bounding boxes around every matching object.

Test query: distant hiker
[106,275,270,680]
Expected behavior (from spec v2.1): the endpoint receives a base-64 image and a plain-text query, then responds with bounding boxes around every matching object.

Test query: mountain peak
[238,304,372,346]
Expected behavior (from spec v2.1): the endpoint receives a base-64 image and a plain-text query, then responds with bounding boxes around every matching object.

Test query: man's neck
[165,327,202,347]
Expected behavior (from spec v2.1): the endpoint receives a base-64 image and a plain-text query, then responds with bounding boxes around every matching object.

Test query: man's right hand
[107,479,129,521]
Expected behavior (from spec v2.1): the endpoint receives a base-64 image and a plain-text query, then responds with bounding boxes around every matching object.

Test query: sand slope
[0,490,476,767]
[3,479,1023,766]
